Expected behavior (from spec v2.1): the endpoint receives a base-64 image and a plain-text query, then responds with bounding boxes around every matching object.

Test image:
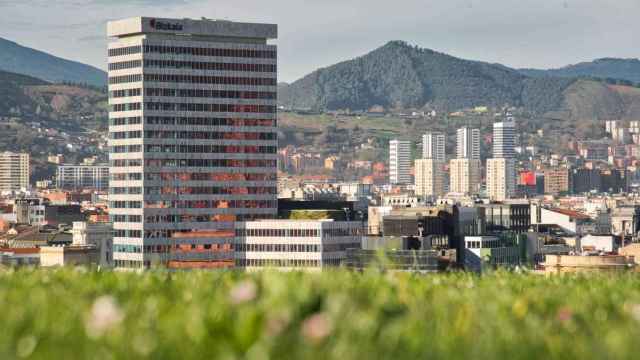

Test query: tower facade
[486,119,516,200]
[415,158,445,198]
[107,17,278,269]
[422,132,445,161]
[456,127,480,160]
[0,152,29,192]
[389,139,411,184]
[492,119,516,159]
[449,158,481,195]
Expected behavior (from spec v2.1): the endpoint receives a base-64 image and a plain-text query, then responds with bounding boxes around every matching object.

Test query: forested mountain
[279,41,579,113]
[520,58,640,84]
[0,70,49,116]
[0,37,106,87]
[279,41,640,120]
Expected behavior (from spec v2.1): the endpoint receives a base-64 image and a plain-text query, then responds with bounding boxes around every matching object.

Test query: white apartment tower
[486,119,516,201]
[107,17,278,269]
[492,119,516,159]
[415,158,445,198]
[450,127,481,195]
[57,164,109,191]
[389,139,412,184]
[422,132,445,161]
[456,127,480,160]
[0,152,29,193]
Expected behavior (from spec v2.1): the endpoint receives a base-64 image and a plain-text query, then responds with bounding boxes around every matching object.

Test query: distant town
[1,16,639,275]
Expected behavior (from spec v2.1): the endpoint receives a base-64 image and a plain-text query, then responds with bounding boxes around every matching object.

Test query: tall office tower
[422,132,445,161]
[492,119,516,159]
[486,158,515,201]
[389,139,411,184]
[449,158,481,195]
[107,17,278,269]
[0,152,29,193]
[456,127,480,160]
[415,158,444,198]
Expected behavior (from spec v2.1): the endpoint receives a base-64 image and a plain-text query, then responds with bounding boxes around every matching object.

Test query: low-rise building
[71,221,113,267]
[542,254,635,273]
[579,234,616,253]
[610,206,640,238]
[235,219,363,271]
[531,205,593,236]
[619,244,640,264]
[40,245,99,267]
[463,234,523,272]
[0,247,40,267]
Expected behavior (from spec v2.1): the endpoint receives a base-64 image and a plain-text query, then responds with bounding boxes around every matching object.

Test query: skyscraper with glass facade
[107,17,278,269]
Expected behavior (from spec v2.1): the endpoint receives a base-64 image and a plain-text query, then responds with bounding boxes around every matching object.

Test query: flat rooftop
[107,17,277,39]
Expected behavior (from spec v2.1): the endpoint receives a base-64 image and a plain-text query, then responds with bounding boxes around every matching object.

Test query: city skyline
[2,5,640,359]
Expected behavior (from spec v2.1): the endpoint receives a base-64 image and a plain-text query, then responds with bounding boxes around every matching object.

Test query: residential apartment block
[414,158,445,198]
[56,164,109,191]
[486,158,515,201]
[389,139,411,184]
[0,152,29,193]
[449,158,481,195]
[456,127,480,160]
[422,132,445,161]
[543,167,570,195]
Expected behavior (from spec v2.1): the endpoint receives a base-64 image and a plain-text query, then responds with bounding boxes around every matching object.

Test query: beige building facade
[449,158,480,195]
[0,152,29,193]
[486,158,515,201]
[415,158,445,198]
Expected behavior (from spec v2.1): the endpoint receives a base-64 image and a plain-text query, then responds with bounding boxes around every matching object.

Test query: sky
[0,0,638,83]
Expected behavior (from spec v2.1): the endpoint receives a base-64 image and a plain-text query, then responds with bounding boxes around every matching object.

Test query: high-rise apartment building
[450,127,481,195]
[456,127,480,160]
[0,152,29,193]
[449,158,481,195]
[486,158,515,201]
[107,17,278,269]
[492,119,516,159]
[487,119,516,200]
[389,139,411,184]
[415,158,445,198]
[422,132,445,161]
[57,164,109,191]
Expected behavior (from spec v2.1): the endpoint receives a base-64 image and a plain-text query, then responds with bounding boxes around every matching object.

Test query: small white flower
[85,295,124,338]
[229,280,257,304]
[301,313,332,343]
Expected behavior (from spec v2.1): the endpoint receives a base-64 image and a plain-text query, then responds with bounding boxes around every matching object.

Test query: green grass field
[1,269,640,359]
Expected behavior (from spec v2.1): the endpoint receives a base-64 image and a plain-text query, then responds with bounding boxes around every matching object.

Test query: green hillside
[0,69,108,180]
[279,41,578,113]
[520,58,640,84]
[0,70,48,116]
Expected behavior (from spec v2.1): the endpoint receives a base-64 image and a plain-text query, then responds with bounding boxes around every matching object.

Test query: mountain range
[520,58,640,84]
[279,41,640,120]
[0,37,106,87]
